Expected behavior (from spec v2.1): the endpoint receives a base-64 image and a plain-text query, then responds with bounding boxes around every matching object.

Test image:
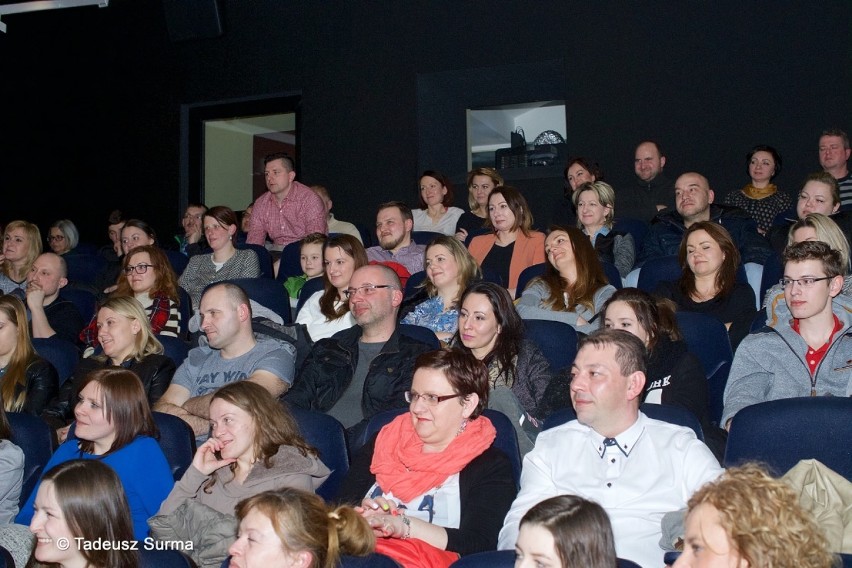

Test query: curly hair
[685,464,839,568]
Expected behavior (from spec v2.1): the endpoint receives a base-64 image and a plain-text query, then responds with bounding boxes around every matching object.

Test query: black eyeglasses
[779,276,833,289]
[404,391,462,406]
[47,235,65,242]
[342,284,396,299]
[124,263,155,275]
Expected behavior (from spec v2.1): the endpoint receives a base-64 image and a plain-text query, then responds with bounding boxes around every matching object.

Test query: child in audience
[283,233,327,309]
[515,495,617,568]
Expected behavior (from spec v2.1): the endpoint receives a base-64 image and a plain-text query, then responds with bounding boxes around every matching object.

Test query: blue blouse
[401,295,458,335]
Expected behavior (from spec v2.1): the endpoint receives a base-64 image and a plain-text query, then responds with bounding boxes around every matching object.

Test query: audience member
[310,184,363,242]
[81,245,181,349]
[564,156,602,193]
[674,464,839,568]
[723,145,790,235]
[26,252,84,344]
[28,459,139,568]
[367,201,426,275]
[606,288,725,458]
[0,401,24,524]
[0,220,41,296]
[154,283,294,437]
[788,213,851,271]
[43,296,174,439]
[100,209,126,263]
[151,381,329,564]
[654,222,756,351]
[455,167,504,243]
[287,265,432,436]
[639,171,771,266]
[722,241,851,427]
[0,295,58,416]
[400,235,481,345]
[412,170,464,235]
[515,495,617,568]
[573,181,635,277]
[119,218,157,256]
[173,203,208,256]
[20,369,174,540]
[498,329,722,567]
[240,201,253,234]
[283,232,327,307]
[247,153,328,250]
[768,172,852,256]
[47,219,79,256]
[620,140,674,221]
[819,127,852,210]
[229,488,374,567]
[296,234,367,341]
[516,226,616,333]
[179,206,261,312]
[454,282,551,453]
[468,186,546,296]
[339,349,517,563]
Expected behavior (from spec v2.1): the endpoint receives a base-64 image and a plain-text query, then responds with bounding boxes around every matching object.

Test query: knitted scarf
[741,183,778,200]
[371,413,496,502]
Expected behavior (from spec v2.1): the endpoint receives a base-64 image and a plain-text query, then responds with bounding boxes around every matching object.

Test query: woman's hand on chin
[192,437,237,475]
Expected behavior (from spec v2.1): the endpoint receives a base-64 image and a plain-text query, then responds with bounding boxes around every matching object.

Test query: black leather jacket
[41,354,176,429]
[8,356,60,416]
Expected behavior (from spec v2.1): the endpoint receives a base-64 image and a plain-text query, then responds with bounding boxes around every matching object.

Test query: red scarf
[371,413,496,502]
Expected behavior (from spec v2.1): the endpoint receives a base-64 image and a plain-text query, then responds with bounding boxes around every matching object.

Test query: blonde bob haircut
[91,296,164,364]
[685,464,839,568]
[572,181,617,229]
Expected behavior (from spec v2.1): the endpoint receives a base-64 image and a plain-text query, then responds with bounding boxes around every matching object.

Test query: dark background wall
[1,0,849,245]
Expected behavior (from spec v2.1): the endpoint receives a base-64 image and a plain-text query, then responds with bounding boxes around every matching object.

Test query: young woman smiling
[412,170,464,236]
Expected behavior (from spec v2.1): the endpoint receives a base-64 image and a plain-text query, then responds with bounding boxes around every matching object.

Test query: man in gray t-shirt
[154,283,295,436]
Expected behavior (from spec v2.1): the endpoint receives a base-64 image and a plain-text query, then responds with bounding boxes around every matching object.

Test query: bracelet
[400,511,411,540]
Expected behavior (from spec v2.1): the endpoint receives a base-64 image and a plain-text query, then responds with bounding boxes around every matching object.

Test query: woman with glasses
[179,206,260,312]
[654,222,756,351]
[47,219,80,256]
[42,297,175,442]
[0,220,41,296]
[339,349,517,566]
[80,245,181,349]
[296,234,368,341]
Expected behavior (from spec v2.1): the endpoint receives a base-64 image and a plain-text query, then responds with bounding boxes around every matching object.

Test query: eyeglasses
[183,213,202,220]
[342,284,397,299]
[779,276,833,289]
[124,263,155,275]
[404,391,462,406]
[47,235,65,242]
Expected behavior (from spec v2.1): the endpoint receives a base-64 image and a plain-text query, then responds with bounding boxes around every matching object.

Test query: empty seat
[523,319,577,373]
[675,311,733,426]
[32,337,80,386]
[284,403,349,501]
[236,243,275,279]
[221,278,291,324]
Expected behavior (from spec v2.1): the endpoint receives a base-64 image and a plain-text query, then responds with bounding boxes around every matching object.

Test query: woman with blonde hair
[788,213,851,272]
[42,296,175,437]
[296,234,369,340]
[152,381,330,565]
[0,295,59,416]
[28,459,139,568]
[573,181,635,277]
[468,186,546,296]
[229,488,374,568]
[675,464,839,568]
[516,225,616,333]
[401,235,481,344]
[0,220,42,295]
[455,167,504,242]
[81,244,182,348]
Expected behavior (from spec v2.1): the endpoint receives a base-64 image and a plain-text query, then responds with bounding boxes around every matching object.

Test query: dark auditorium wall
[0,1,849,244]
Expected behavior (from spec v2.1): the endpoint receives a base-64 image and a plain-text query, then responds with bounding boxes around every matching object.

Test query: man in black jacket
[286,264,433,436]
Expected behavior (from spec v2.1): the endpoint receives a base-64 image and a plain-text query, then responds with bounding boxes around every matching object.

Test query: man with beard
[366,201,426,274]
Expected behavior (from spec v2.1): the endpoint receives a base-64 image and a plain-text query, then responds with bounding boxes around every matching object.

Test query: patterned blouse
[401,295,458,335]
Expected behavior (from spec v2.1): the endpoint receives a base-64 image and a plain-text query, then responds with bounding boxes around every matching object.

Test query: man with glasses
[722,241,852,428]
[173,203,207,256]
[286,264,433,437]
[26,252,84,345]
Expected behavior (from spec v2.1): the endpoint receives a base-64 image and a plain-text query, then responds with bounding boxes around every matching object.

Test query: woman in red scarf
[338,350,517,567]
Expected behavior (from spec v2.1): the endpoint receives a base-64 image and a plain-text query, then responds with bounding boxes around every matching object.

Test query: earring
[456,419,468,436]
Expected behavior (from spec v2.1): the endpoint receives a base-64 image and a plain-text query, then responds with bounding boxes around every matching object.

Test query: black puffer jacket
[286,325,433,421]
[41,354,176,429]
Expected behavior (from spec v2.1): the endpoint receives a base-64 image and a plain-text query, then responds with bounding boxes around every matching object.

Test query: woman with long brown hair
[516,225,616,333]
[0,295,58,416]
[296,234,368,340]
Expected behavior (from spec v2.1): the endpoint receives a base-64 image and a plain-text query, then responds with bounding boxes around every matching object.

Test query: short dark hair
[418,170,455,209]
[746,145,782,179]
[821,128,850,150]
[414,350,489,418]
[203,205,239,229]
[377,200,414,223]
[783,240,844,279]
[263,152,295,171]
[578,328,647,376]
[637,139,665,157]
[122,219,157,244]
[107,209,125,225]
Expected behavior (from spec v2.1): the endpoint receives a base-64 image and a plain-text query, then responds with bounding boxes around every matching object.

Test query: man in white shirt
[499,329,721,567]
